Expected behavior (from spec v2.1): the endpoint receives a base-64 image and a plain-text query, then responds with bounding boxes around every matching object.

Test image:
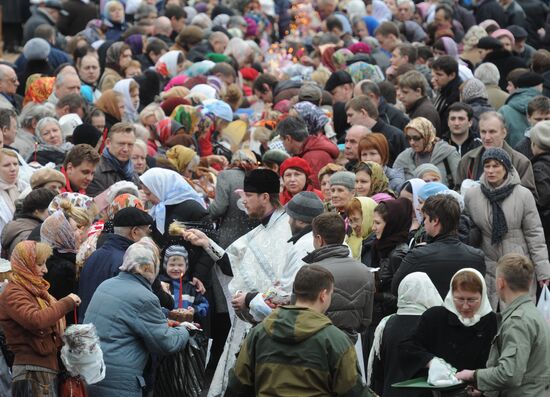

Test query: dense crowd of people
[0,0,549,396]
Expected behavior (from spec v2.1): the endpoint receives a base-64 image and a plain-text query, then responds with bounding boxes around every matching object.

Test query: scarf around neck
[102,147,135,181]
[480,175,516,244]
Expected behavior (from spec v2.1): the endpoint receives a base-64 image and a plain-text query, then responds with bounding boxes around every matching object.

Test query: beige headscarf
[405,117,436,153]
[118,237,161,284]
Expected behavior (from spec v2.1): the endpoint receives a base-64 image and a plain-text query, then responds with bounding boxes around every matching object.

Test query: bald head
[154,16,173,36]
[0,65,19,96]
[344,125,370,160]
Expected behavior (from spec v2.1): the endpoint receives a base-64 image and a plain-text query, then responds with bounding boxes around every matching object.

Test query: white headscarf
[407,178,426,224]
[118,237,160,284]
[156,51,182,78]
[113,79,139,123]
[139,168,206,233]
[443,268,493,327]
[367,272,442,384]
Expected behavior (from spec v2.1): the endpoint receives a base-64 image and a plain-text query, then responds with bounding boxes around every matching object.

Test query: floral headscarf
[365,161,392,196]
[346,61,385,84]
[293,102,329,135]
[155,119,185,146]
[106,193,144,219]
[105,42,127,71]
[332,49,354,70]
[41,210,78,253]
[10,241,51,302]
[118,237,160,284]
[23,76,55,106]
[48,192,95,215]
[171,105,201,134]
[405,117,436,152]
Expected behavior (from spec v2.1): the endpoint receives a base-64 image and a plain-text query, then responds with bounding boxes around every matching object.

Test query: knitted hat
[279,157,313,178]
[516,72,543,88]
[529,120,550,152]
[325,70,353,92]
[285,191,325,223]
[491,29,515,47]
[262,149,290,165]
[243,168,280,194]
[481,147,512,173]
[23,38,51,61]
[461,78,488,101]
[30,168,66,189]
[329,171,356,190]
[163,245,189,270]
[414,163,442,180]
[72,123,102,147]
[418,182,448,201]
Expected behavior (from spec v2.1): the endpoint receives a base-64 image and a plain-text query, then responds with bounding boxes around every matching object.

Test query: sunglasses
[406,135,423,142]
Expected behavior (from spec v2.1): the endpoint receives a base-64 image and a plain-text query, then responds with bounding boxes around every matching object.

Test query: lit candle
[178,273,183,309]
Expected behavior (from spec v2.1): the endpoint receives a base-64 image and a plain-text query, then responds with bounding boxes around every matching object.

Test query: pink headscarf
[491,29,515,47]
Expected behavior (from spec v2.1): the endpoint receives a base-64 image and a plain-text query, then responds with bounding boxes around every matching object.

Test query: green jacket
[476,295,550,397]
[498,87,540,148]
[225,306,373,397]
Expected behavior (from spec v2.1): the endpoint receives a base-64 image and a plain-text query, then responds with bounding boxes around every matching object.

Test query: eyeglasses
[406,135,422,142]
[453,297,480,305]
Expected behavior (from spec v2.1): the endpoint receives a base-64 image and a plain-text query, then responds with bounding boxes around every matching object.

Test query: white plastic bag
[249,294,273,322]
[428,357,460,387]
[61,324,105,385]
[537,285,550,328]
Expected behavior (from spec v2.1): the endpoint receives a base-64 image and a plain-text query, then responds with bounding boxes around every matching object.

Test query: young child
[162,245,209,322]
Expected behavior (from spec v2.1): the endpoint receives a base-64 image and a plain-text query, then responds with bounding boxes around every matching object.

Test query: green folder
[392,377,465,391]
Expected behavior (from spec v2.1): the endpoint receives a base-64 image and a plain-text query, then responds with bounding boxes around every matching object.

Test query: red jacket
[299,135,339,188]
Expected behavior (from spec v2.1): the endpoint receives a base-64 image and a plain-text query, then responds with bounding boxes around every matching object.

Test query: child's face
[166,256,187,279]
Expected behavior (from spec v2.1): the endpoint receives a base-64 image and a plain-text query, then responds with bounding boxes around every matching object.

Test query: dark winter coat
[463,97,493,135]
[77,233,134,322]
[44,250,77,325]
[400,306,497,384]
[474,0,507,27]
[515,136,534,159]
[379,98,410,131]
[516,0,549,48]
[302,244,375,341]
[87,156,140,197]
[433,76,462,138]
[531,151,550,246]
[371,120,408,166]
[391,234,486,298]
[448,131,482,157]
[58,0,99,36]
[406,96,441,135]
[483,50,527,91]
[23,8,65,48]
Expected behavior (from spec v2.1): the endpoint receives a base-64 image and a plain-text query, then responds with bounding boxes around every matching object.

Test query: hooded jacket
[464,170,550,308]
[302,244,375,341]
[299,134,339,188]
[225,306,372,397]
[393,140,461,188]
[0,214,42,258]
[498,87,541,147]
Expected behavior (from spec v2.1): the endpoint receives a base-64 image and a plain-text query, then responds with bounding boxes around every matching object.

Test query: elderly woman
[31,118,73,165]
[155,50,185,80]
[400,268,497,395]
[464,148,550,307]
[131,139,149,175]
[346,196,377,261]
[0,241,81,396]
[359,133,405,192]
[279,157,323,205]
[84,237,189,397]
[394,117,460,188]
[98,42,132,91]
[41,201,92,324]
[0,150,28,247]
[329,171,357,217]
[368,272,442,397]
[317,163,344,210]
[354,161,395,199]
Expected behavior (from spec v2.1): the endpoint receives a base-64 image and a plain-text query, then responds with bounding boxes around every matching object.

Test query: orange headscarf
[96,90,123,121]
[23,76,55,106]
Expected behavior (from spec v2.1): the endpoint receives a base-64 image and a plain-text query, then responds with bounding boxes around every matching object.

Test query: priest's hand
[192,277,206,294]
[182,229,209,248]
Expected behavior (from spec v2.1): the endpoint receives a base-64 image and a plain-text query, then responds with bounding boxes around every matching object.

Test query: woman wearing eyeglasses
[393,117,460,188]
[399,268,497,396]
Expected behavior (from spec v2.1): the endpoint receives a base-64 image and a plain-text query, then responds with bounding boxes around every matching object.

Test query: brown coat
[0,283,73,370]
